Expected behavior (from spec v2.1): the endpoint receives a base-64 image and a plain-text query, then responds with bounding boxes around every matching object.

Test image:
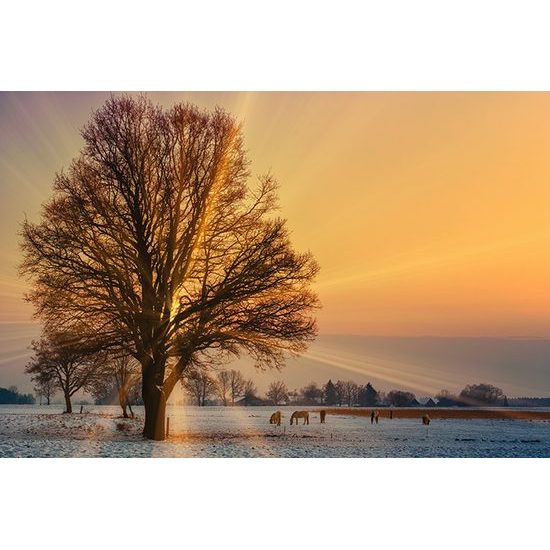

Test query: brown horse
[320,410,326,423]
[290,411,309,425]
[270,411,282,426]
[422,414,431,425]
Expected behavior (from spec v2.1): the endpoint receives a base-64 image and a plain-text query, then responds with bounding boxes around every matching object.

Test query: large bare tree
[20,95,319,439]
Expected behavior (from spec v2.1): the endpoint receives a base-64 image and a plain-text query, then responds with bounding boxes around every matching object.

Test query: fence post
[166,416,170,438]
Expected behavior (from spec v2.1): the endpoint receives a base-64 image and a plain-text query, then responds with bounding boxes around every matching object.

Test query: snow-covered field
[1,405,549,457]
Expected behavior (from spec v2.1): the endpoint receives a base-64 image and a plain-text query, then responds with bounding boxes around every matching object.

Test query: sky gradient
[1,92,550,396]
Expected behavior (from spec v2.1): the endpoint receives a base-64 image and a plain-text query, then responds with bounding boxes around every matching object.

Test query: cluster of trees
[182,368,258,406]
[313,380,381,407]
[436,383,508,407]
[178,377,385,407]
[25,331,145,417]
[19,96,319,439]
[291,381,419,407]
[178,378,511,409]
[0,386,35,405]
[507,397,550,407]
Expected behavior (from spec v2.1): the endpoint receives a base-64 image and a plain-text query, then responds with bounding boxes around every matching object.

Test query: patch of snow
[1,405,549,457]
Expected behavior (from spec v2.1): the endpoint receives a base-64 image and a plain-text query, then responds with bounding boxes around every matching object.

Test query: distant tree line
[435,383,508,407]
[179,376,513,408]
[181,368,261,406]
[178,375,388,407]
[507,397,550,407]
[0,386,35,405]
[22,347,519,411]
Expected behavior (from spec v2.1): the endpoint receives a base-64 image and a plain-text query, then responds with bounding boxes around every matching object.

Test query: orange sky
[2,92,550,395]
[2,92,550,336]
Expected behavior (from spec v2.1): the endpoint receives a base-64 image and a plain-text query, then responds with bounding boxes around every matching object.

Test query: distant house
[416,396,437,407]
[234,395,268,406]
[287,390,301,404]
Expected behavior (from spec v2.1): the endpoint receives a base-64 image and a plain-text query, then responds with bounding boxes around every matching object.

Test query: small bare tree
[299,381,323,404]
[243,379,257,401]
[335,380,346,406]
[26,329,103,413]
[90,353,141,418]
[267,380,289,405]
[182,368,217,406]
[215,370,231,406]
[229,370,245,405]
[342,380,359,407]
[32,370,56,405]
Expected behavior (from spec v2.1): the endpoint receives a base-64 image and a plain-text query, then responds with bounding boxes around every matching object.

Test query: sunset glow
[2,92,550,395]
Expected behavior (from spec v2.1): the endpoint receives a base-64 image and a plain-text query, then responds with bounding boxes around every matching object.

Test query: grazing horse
[320,410,326,423]
[290,411,309,425]
[270,411,282,426]
[422,414,431,425]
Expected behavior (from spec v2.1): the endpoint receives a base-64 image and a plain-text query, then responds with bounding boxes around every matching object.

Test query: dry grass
[319,407,550,421]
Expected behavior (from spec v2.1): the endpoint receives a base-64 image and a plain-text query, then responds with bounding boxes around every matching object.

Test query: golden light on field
[2,92,550,395]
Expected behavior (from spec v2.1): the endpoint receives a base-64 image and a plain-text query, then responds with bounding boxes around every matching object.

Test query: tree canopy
[20,95,319,439]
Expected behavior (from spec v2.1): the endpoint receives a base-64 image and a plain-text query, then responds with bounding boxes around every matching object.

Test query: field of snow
[1,404,549,457]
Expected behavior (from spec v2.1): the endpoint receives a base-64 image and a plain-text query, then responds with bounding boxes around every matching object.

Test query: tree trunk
[64,393,72,413]
[142,367,166,440]
[46,395,50,405]
[119,388,129,418]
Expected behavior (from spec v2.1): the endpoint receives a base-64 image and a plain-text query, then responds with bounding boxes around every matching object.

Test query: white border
[2,2,549,548]
[1,1,550,90]
[1,458,548,548]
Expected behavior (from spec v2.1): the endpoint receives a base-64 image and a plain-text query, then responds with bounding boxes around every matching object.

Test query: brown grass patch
[319,407,550,421]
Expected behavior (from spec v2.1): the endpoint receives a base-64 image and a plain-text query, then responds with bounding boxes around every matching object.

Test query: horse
[270,411,282,426]
[422,414,431,425]
[290,411,309,425]
[320,410,326,423]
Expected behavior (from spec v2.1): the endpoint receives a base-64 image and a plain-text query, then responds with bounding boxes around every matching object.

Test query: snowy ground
[1,405,549,457]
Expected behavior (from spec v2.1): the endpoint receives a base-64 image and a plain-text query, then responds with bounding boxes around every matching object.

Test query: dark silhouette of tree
[20,96,319,439]
[229,369,245,405]
[323,379,337,405]
[341,380,359,407]
[33,370,56,405]
[300,382,323,404]
[386,390,418,407]
[0,387,35,405]
[243,379,257,400]
[215,370,232,406]
[182,368,217,406]
[335,380,346,406]
[435,389,462,407]
[90,353,140,417]
[357,382,379,407]
[459,383,507,406]
[266,380,289,404]
[25,329,103,413]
